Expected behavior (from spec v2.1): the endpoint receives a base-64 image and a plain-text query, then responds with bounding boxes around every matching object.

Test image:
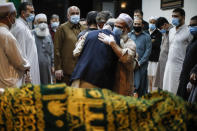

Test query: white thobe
[163,25,193,94]
[0,23,30,88]
[11,17,40,85]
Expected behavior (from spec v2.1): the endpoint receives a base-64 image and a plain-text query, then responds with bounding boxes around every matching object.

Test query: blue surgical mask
[149,24,156,30]
[26,13,35,23]
[172,17,180,26]
[51,22,59,28]
[70,15,80,24]
[189,26,197,36]
[113,27,123,36]
[160,29,166,34]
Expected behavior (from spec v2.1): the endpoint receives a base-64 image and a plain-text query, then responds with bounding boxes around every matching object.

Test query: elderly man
[98,13,137,96]
[33,14,54,85]
[11,2,40,86]
[0,3,30,90]
[163,8,193,94]
[128,17,152,97]
[54,6,86,85]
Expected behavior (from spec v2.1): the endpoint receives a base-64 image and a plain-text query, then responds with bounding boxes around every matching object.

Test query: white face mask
[38,23,48,31]
[35,23,50,37]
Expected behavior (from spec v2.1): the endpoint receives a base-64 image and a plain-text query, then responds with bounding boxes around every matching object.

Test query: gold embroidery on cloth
[48,101,66,116]
[0,84,196,130]
[56,120,64,128]
[34,85,45,131]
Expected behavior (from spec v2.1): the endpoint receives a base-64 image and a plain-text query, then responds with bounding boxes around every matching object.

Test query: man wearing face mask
[154,17,173,89]
[0,3,30,90]
[54,6,86,85]
[49,14,60,42]
[147,16,162,92]
[133,9,149,34]
[33,14,54,85]
[98,13,137,96]
[11,2,40,86]
[163,8,193,95]
[128,17,152,97]
[177,15,197,101]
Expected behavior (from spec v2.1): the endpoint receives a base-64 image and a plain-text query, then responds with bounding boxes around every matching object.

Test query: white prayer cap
[35,13,47,21]
[149,16,158,21]
[117,13,133,28]
[0,2,16,16]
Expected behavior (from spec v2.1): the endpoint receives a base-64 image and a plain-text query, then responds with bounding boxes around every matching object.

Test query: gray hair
[96,11,113,23]
[51,14,59,20]
[67,6,80,16]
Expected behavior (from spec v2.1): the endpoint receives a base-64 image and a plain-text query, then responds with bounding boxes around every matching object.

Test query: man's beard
[35,27,50,37]
[120,32,128,42]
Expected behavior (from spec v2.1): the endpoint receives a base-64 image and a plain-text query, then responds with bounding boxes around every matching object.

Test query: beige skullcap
[35,13,47,21]
[0,2,16,15]
[117,13,133,28]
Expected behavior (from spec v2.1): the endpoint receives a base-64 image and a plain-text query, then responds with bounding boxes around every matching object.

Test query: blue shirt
[128,31,152,66]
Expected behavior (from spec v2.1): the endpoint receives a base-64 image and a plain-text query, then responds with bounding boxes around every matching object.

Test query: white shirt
[11,17,40,85]
[163,24,193,94]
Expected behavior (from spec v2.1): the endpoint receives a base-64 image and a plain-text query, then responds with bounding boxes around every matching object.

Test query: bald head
[67,6,80,16]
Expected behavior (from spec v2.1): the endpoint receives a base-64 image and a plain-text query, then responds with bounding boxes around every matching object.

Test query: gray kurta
[33,32,54,85]
[154,32,169,89]
[154,26,172,89]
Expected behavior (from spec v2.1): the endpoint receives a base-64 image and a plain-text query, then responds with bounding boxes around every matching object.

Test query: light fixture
[121,2,127,9]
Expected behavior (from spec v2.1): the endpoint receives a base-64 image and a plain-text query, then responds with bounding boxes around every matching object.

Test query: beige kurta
[113,37,137,96]
[0,23,29,88]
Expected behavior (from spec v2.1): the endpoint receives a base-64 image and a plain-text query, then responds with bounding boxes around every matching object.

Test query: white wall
[142,0,197,25]
[0,0,7,4]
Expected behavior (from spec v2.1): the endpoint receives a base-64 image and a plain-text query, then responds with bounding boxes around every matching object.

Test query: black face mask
[133,26,142,33]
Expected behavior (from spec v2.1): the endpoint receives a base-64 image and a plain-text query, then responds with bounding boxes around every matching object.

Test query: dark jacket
[143,20,149,34]
[77,28,97,39]
[191,64,197,75]
[149,29,162,62]
[71,29,120,90]
[177,38,197,100]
